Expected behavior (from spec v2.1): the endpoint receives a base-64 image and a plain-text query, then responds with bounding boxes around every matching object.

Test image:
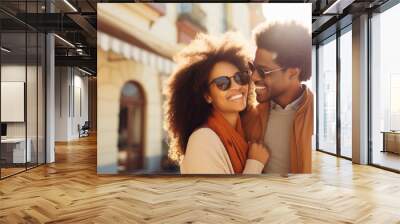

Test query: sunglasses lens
[211,71,250,91]
[234,71,250,85]
[257,68,266,79]
[214,77,230,91]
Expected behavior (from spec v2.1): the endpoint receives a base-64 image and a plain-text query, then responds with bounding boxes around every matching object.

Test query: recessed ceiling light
[1,47,11,53]
[54,34,75,48]
[63,0,78,12]
[323,0,355,15]
[78,67,93,76]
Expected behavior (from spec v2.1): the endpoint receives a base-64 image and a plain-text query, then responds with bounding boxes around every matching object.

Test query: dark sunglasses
[208,71,251,91]
[248,61,284,79]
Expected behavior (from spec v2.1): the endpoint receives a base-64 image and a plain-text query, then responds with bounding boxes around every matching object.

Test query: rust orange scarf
[207,109,248,174]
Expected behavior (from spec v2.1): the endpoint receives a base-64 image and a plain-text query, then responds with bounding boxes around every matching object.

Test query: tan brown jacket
[242,86,314,173]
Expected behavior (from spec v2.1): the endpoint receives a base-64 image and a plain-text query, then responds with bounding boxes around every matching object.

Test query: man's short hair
[253,21,311,81]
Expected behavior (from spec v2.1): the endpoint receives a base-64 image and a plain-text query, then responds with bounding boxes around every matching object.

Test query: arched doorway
[118,81,145,173]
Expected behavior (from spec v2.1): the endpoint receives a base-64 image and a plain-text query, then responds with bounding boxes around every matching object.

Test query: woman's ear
[203,93,212,104]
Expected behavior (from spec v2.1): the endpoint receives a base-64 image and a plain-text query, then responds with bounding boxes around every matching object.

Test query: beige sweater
[180,128,265,174]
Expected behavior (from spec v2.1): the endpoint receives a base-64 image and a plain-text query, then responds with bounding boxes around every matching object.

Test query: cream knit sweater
[180,128,265,174]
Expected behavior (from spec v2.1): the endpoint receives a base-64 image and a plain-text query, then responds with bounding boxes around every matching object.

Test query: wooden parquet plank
[0,134,399,223]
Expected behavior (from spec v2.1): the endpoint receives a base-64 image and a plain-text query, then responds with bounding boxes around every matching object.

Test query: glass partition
[0,1,46,179]
[1,30,28,178]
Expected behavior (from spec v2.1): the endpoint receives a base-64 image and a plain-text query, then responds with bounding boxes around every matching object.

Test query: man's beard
[255,86,285,103]
[269,89,286,101]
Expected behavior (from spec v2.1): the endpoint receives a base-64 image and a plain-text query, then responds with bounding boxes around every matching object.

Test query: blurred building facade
[97,3,265,173]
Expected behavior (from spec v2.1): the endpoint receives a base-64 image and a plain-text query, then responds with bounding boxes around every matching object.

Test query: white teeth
[255,86,266,90]
[228,94,243,101]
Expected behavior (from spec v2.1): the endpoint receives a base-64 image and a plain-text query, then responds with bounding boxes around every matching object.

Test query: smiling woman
[164,32,269,174]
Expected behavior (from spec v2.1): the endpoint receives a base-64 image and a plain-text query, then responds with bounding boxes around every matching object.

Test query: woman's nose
[230,81,247,94]
[230,77,242,89]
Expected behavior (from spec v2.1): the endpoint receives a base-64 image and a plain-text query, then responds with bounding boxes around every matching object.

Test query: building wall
[201,3,224,35]
[230,4,251,39]
[149,4,179,45]
[97,50,163,173]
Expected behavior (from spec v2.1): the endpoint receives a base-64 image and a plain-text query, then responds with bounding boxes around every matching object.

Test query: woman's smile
[227,93,244,101]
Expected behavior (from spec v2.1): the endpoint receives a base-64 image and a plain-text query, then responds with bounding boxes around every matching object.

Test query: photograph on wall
[97,3,313,175]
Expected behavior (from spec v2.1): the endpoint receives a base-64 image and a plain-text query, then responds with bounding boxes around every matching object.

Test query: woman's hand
[248,142,269,165]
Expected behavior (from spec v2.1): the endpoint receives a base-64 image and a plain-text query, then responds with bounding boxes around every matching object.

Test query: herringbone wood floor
[1,134,400,224]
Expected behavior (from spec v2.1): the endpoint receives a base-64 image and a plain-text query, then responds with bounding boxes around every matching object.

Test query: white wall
[71,72,89,138]
[55,66,69,141]
[1,65,31,138]
[54,67,89,141]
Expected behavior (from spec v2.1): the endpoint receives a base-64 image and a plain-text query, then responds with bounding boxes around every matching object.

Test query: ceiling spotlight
[76,49,83,54]
[78,67,93,76]
[54,34,75,48]
[1,47,11,53]
[63,0,78,12]
[322,0,355,15]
